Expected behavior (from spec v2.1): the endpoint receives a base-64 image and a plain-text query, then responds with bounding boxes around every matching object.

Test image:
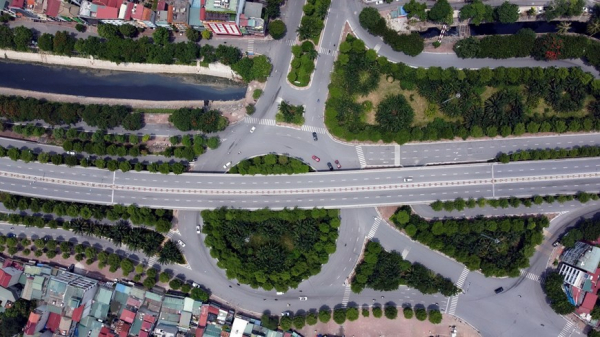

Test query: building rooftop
[205,0,237,13]
[46,0,60,17]
[121,309,136,324]
[0,267,22,288]
[231,317,249,337]
[562,242,600,273]
[242,1,260,18]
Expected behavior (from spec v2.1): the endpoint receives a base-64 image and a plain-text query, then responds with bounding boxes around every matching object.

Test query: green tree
[403,306,414,319]
[318,308,331,323]
[169,279,182,290]
[494,1,520,23]
[13,26,33,51]
[384,305,398,319]
[306,312,318,325]
[428,309,442,324]
[346,307,359,321]
[333,308,346,324]
[459,0,493,25]
[428,0,453,24]
[38,33,54,52]
[153,27,171,46]
[375,94,415,133]
[293,314,305,329]
[186,29,200,42]
[201,30,212,40]
[415,308,427,321]
[268,20,287,40]
[280,315,292,331]
[372,306,383,318]
[404,0,427,20]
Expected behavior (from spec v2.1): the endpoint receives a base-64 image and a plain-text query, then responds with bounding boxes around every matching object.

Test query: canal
[0,60,247,101]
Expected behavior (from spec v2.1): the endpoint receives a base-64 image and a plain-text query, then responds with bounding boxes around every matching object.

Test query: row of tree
[168,108,228,132]
[351,241,459,297]
[358,7,424,57]
[392,206,548,277]
[497,145,600,163]
[0,213,184,264]
[201,208,340,291]
[260,302,439,331]
[0,145,188,174]
[0,192,173,231]
[12,124,146,145]
[543,271,575,315]
[559,218,600,248]
[0,95,143,129]
[325,34,600,145]
[276,101,305,125]
[288,41,318,87]
[229,154,311,175]
[297,0,331,41]
[0,26,272,83]
[430,192,598,212]
[455,31,600,71]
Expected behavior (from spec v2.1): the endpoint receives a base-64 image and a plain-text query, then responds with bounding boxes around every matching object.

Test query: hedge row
[0,95,142,129]
[454,31,600,71]
[391,206,548,277]
[0,213,184,264]
[496,145,600,163]
[0,145,188,174]
[359,7,424,56]
[430,192,597,212]
[229,154,311,175]
[0,192,173,232]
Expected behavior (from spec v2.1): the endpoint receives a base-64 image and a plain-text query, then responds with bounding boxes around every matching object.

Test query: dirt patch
[377,206,399,222]
[144,113,171,125]
[423,36,461,53]
[298,313,481,337]
[356,75,405,125]
[145,136,171,154]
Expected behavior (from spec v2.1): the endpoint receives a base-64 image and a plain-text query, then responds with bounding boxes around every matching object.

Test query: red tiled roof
[2,259,12,269]
[156,0,165,10]
[99,327,115,337]
[0,270,12,288]
[126,297,141,308]
[199,306,208,327]
[123,2,134,20]
[207,306,219,315]
[141,321,152,331]
[139,331,149,337]
[240,18,248,27]
[9,0,24,9]
[24,313,40,335]
[200,0,205,20]
[143,315,155,323]
[131,4,144,20]
[46,0,61,17]
[46,313,61,332]
[120,309,136,324]
[95,6,119,19]
[141,7,152,20]
[581,293,598,314]
[72,305,84,323]
[195,327,205,337]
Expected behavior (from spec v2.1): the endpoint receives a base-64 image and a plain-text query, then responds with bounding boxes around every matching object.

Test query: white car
[223,162,231,170]
[196,225,201,234]
[192,282,199,288]
[299,297,308,301]
[177,240,186,248]
[250,126,256,133]
[281,311,291,316]
[404,177,413,182]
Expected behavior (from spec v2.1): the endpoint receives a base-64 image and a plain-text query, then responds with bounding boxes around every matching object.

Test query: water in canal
[0,60,247,101]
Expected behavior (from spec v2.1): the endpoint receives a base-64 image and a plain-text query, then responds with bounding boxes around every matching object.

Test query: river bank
[0,49,241,80]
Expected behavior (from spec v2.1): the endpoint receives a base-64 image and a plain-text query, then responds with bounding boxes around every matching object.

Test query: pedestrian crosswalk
[447,267,469,316]
[520,269,542,282]
[374,43,382,52]
[318,46,338,57]
[356,146,367,168]
[366,217,381,239]
[401,248,411,259]
[285,39,296,46]
[301,125,327,134]
[558,320,575,337]
[247,39,254,55]
[456,267,469,289]
[341,283,352,307]
[244,117,276,126]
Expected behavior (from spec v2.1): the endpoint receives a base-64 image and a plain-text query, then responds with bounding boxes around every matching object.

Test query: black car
[312,132,318,141]
[494,287,504,294]
[327,162,334,171]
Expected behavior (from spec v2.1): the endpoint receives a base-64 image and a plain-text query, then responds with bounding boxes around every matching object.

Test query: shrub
[384,305,398,319]
[333,308,346,324]
[403,306,414,319]
[318,308,331,323]
[415,308,427,321]
[428,309,443,324]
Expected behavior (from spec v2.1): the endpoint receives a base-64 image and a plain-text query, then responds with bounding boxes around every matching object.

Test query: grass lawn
[356,75,454,127]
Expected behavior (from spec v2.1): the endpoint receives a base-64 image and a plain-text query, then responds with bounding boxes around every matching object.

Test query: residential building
[154,0,173,29]
[202,0,241,35]
[561,242,600,274]
[171,0,190,31]
[154,322,179,337]
[23,308,50,336]
[79,0,135,26]
[130,3,156,28]
[230,316,248,337]
[0,266,23,288]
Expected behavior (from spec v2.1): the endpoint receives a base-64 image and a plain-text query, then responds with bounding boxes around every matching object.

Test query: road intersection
[2,0,600,336]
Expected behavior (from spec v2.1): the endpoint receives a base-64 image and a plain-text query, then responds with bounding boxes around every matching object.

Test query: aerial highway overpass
[0,156,599,209]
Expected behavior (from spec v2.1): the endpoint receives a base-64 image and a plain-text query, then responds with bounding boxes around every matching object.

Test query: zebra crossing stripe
[356,146,366,168]
[520,269,541,282]
[447,267,469,316]
[341,283,352,307]
[247,40,254,54]
[301,125,327,134]
[366,218,381,239]
[558,321,575,337]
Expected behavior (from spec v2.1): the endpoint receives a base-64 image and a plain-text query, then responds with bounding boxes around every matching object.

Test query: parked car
[312,155,320,162]
[404,177,413,182]
[335,160,341,169]
[327,162,333,171]
[281,311,291,316]
[66,151,76,155]
[494,287,504,294]
[250,126,256,133]
[177,240,186,248]
[299,297,308,301]
[312,132,318,141]
[552,240,560,247]
[196,226,201,234]
[223,162,232,170]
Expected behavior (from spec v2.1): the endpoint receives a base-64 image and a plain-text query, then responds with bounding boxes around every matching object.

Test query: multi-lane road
[2,0,600,336]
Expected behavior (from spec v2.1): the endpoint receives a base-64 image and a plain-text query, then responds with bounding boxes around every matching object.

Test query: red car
[335,160,341,169]
[312,155,320,162]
